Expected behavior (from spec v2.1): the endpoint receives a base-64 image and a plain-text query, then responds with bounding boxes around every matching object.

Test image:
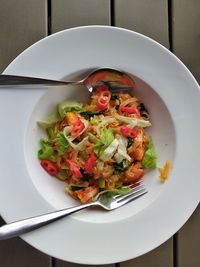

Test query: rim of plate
[1,25,200,264]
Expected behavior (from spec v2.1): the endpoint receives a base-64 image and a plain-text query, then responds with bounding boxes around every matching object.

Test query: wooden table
[0,1,199,266]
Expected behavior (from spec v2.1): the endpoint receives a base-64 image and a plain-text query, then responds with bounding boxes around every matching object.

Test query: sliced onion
[114,115,151,127]
[114,136,131,163]
[96,117,117,136]
[120,97,138,107]
[63,126,88,151]
[97,160,104,170]
[100,139,119,161]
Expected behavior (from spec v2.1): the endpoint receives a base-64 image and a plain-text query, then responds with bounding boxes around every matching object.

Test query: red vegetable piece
[85,152,97,173]
[120,106,140,115]
[125,166,144,183]
[41,160,60,175]
[97,90,111,110]
[71,120,84,137]
[66,159,82,178]
[120,126,138,138]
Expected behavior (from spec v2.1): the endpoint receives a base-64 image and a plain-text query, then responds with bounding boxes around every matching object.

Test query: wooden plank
[176,205,200,267]
[120,238,173,267]
[0,1,49,265]
[54,259,114,267]
[51,0,110,33]
[50,1,111,265]
[115,2,172,264]
[0,217,51,267]
[0,0,47,73]
[172,0,200,83]
[114,0,169,48]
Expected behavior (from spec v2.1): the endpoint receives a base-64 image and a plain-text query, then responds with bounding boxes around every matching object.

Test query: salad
[37,85,157,203]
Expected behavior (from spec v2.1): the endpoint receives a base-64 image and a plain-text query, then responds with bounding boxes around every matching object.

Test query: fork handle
[0,202,95,240]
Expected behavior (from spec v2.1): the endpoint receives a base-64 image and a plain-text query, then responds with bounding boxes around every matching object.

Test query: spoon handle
[0,74,80,86]
[0,203,95,240]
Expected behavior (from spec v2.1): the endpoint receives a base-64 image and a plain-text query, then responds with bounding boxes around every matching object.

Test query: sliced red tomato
[97,90,111,110]
[70,120,84,137]
[120,106,140,115]
[66,159,82,178]
[41,160,60,175]
[85,152,97,173]
[120,126,138,138]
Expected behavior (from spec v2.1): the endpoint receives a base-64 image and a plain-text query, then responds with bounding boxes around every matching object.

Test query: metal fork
[0,182,147,240]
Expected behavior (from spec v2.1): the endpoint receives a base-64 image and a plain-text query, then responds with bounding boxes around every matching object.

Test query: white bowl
[24,73,176,224]
[0,26,199,264]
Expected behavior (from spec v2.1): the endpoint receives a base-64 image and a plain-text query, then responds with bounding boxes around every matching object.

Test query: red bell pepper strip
[66,159,82,178]
[85,152,97,173]
[41,160,60,175]
[97,90,111,110]
[120,106,140,115]
[120,126,138,138]
[70,120,84,137]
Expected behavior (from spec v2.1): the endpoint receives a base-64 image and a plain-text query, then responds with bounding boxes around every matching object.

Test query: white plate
[0,26,199,264]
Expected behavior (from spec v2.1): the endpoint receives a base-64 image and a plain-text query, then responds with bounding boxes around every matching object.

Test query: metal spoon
[0,68,135,92]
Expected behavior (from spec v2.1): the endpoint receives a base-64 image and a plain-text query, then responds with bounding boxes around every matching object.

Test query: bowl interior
[24,70,176,223]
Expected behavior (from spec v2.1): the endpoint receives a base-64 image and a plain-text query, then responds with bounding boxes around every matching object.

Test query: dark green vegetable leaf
[70,185,86,191]
[139,103,149,113]
[127,137,133,148]
[139,103,150,119]
[80,168,92,182]
[80,110,107,119]
[114,159,129,174]
[111,94,119,101]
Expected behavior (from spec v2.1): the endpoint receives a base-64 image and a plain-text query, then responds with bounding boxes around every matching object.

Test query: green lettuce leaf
[54,133,69,155]
[58,101,85,118]
[46,127,56,138]
[142,137,157,169]
[37,114,59,128]
[94,128,114,156]
[38,139,55,161]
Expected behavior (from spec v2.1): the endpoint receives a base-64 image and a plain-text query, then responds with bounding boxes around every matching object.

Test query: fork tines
[116,182,147,206]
